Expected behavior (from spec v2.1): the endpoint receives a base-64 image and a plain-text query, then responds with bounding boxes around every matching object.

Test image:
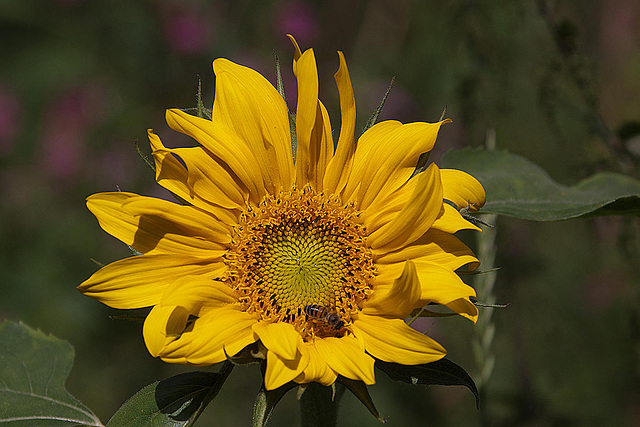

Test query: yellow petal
[121,196,232,244]
[148,130,247,210]
[294,343,337,386]
[367,164,443,251]
[440,168,486,211]
[431,203,481,233]
[352,313,446,365]
[348,120,449,210]
[265,346,308,390]
[143,305,189,357]
[415,262,478,322]
[252,321,300,360]
[295,48,333,189]
[165,108,265,203]
[287,34,303,76]
[86,192,229,256]
[158,306,257,365]
[363,174,419,235]
[78,255,226,309]
[311,100,333,190]
[212,59,294,192]
[160,276,238,310]
[314,336,376,385]
[375,228,479,271]
[323,51,356,196]
[362,261,421,318]
[342,120,402,201]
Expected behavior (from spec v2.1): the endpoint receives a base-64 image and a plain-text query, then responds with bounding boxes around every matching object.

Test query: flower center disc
[226,186,375,338]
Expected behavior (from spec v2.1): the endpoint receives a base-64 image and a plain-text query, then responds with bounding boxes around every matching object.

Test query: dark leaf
[107,367,231,427]
[376,358,480,409]
[252,381,297,427]
[338,377,385,423]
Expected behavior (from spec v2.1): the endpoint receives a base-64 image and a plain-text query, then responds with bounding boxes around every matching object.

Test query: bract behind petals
[212,59,294,192]
[352,314,446,365]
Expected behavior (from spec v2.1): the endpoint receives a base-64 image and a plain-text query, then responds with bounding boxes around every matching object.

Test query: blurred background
[2,0,640,425]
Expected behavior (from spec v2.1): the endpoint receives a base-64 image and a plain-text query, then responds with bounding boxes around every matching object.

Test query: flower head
[79,36,486,390]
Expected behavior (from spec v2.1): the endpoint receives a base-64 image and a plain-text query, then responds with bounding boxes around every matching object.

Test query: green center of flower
[226,186,375,338]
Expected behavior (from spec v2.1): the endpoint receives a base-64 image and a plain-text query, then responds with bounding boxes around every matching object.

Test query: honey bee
[304,304,344,330]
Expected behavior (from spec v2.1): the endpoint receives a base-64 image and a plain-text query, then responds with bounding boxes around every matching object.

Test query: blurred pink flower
[0,87,22,157]
[164,8,212,54]
[40,84,109,181]
[273,1,318,44]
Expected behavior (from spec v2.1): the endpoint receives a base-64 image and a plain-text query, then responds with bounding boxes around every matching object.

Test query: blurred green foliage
[1,0,639,426]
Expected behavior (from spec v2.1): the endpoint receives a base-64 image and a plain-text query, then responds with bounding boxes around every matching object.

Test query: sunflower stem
[299,382,343,427]
[473,129,499,426]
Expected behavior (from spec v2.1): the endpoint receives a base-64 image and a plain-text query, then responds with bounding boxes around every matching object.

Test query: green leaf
[252,381,297,427]
[107,365,232,427]
[439,148,640,220]
[376,358,480,409]
[337,377,385,423]
[0,320,102,426]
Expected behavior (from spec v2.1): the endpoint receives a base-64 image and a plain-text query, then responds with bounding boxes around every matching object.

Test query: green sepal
[361,76,395,135]
[376,358,480,409]
[252,381,297,427]
[107,363,233,427]
[195,78,212,120]
[0,320,102,426]
[134,139,156,172]
[440,148,640,220]
[274,51,287,104]
[337,377,385,423]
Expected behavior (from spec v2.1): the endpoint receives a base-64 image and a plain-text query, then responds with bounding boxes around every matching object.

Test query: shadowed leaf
[338,377,385,423]
[440,148,640,220]
[376,358,479,409]
[0,320,103,426]
[107,367,231,427]
[252,381,297,427]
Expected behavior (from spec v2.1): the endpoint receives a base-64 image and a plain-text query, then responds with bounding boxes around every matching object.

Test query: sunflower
[79,36,485,390]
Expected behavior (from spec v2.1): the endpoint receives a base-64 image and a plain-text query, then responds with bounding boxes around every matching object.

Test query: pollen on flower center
[225,186,376,338]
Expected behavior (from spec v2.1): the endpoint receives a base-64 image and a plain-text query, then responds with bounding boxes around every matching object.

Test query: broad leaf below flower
[0,320,103,426]
[376,358,480,409]
[107,370,229,427]
[440,148,640,220]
